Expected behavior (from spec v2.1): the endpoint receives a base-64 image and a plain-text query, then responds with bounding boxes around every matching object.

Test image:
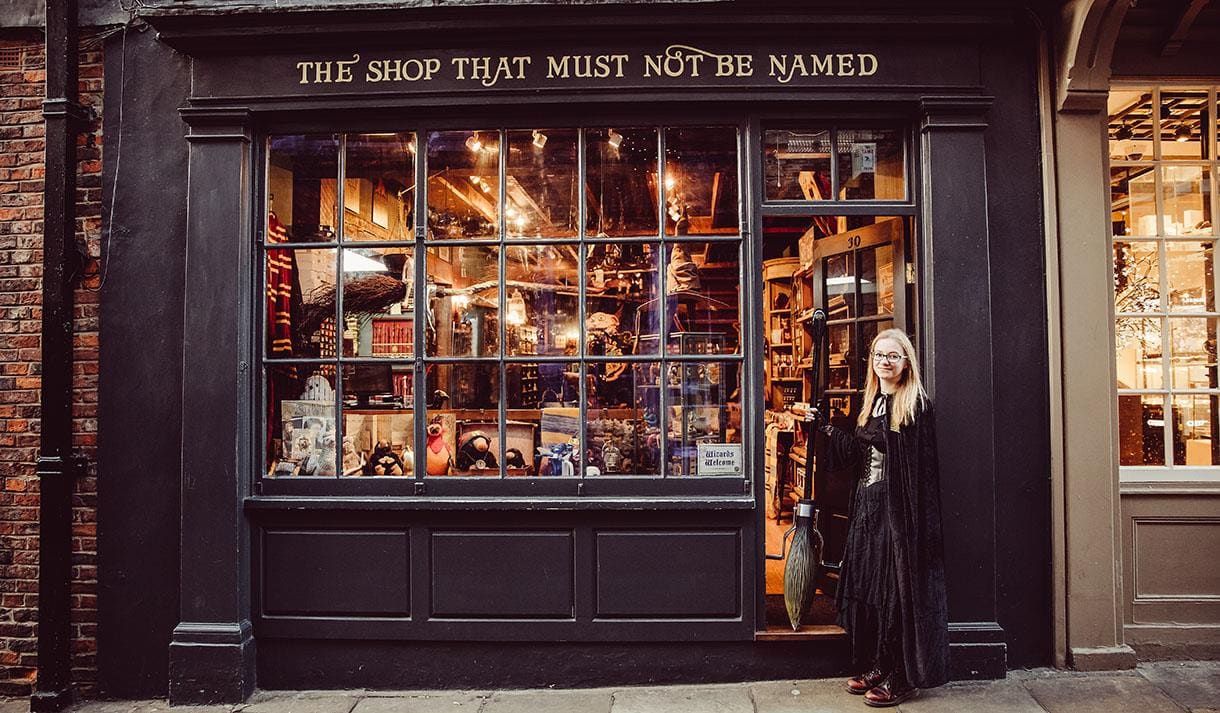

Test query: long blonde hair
[856,328,927,430]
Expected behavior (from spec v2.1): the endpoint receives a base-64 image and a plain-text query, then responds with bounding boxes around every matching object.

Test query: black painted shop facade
[96,3,1052,703]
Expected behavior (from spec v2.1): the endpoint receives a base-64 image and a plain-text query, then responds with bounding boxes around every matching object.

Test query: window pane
[585,127,659,237]
[828,323,852,390]
[343,132,415,241]
[585,242,662,357]
[1116,317,1163,389]
[825,252,856,319]
[506,128,578,239]
[267,365,337,478]
[664,127,739,236]
[1160,90,1210,161]
[763,128,831,201]
[1169,317,1219,389]
[1118,394,1165,466]
[859,243,894,317]
[427,130,499,240]
[1166,241,1215,312]
[586,367,660,476]
[342,247,413,358]
[1113,241,1161,313]
[277,248,338,359]
[666,363,742,477]
[1108,89,1153,162]
[426,362,499,476]
[664,242,741,354]
[1111,166,1157,237]
[508,361,580,477]
[343,368,414,477]
[426,246,500,357]
[1172,394,1220,465]
[504,243,580,357]
[837,128,905,200]
[267,134,339,243]
[1161,166,1211,236]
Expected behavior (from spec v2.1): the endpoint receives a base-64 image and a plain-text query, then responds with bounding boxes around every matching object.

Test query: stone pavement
[2,661,1216,713]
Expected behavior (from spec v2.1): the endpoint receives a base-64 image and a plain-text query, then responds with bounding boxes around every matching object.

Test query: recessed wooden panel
[430,531,574,618]
[263,530,409,616]
[596,530,740,618]
[1133,519,1220,598]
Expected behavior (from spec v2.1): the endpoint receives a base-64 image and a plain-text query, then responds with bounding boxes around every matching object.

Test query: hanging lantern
[507,289,528,326]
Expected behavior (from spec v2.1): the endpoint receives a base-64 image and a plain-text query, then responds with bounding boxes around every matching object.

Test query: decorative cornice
[1056,0,1133,114]
[180,106,254,143]
[919,95,993,132]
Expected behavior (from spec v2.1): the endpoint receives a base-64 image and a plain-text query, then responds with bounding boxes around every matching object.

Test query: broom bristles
[299,275,407,337]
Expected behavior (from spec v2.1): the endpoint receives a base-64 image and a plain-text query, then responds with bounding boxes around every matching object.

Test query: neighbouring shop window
[1110,87,1220,469]
[262,127,743,481]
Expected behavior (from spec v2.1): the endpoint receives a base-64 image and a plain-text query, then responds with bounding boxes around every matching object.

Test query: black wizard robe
[826,396,949,688]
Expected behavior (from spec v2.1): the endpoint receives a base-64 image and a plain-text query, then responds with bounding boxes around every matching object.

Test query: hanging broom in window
[781,308,827,630]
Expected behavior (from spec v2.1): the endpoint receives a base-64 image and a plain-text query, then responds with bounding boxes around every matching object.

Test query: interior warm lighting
[532,130,548,149]
[607,129,623,150]
[466,134,483,153]
[406,136,417,154]
[665,175,675,191]
[470,175,482,184]
[342,249,389,273]
[1175,124,1193,142]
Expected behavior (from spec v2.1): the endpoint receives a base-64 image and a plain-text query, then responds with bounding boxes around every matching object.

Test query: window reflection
[1161,166,1211,236]
[344,133,415,241]
[267,135,339,244]
[836,128,904,200]
[427,130,500,240]
[585,128,659,237]
[1118,394,1165,466]
[506,129,578,238]
[764,128,831,201]
[1113,241,1161,314]
[1115,317,1163,389]
[664,127,739,235]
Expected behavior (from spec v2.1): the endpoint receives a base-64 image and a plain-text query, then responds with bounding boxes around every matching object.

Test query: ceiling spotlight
[465,134,483,153]
[1175,124,1193,143]
[532,130,548,149]
[607,129,623,150]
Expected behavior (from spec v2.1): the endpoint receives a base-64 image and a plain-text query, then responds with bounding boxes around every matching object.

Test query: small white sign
[852,142,876,176]
[697,443,743,476]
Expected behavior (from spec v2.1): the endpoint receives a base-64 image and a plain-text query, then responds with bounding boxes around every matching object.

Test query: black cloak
[826,397,949,688]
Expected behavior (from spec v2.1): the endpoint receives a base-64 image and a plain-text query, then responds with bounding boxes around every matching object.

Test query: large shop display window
[1110,87,1220,472]
[261,127,743,484]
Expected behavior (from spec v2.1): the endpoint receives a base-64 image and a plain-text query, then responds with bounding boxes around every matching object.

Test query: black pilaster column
[919,96,1007,678]
[168,108,256,704]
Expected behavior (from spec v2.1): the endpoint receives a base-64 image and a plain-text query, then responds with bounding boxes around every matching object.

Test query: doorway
[753,124,916,634]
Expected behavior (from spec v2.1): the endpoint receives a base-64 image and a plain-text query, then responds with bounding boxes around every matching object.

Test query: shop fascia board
[138,2,1034,54]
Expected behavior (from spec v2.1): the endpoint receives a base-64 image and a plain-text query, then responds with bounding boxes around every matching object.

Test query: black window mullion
[414,127,428,483]
[577,127,588,481]
[333,133,348,480]
[657,126,669,478]
[498,129,508,478]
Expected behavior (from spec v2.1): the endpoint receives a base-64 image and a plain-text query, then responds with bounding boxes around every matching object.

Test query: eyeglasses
[872,352,906,364]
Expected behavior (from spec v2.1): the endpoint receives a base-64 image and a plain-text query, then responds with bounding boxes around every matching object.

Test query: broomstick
[781,308,828,630]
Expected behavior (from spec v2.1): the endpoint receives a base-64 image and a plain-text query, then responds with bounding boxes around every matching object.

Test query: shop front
[97,2,1052,703]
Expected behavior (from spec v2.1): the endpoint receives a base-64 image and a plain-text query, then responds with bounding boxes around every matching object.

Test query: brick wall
[0,34,103,698]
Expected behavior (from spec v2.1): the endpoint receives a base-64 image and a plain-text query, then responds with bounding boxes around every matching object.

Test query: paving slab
[241,695,359,713]
[481,689,611,713]
[898,679,1045,713]
[1139,661,1220,712]
[1025,672,1186,713]
[610,684,753,713]
[350,693,489,713]
[131,701,231,713]
[749,678,862,713]
[73,703,140,713]
[0,700,28,713]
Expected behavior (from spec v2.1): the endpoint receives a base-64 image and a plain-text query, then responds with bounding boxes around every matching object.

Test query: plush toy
[366,439,404,476]
[425,415,453,475]
[456,430,498,471]
[315,432,338,477]
[341,435,365,476]
[504,448,527,469]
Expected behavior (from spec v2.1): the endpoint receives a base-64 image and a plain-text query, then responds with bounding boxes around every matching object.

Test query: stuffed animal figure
[316,432,338,477]
[425,415,453,475]
[505,448,527,469]
[456,430,498,471]
[367,439,404,476]
[341,435,365,476]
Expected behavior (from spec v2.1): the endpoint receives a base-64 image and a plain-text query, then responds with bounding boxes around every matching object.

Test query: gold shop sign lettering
[294,44,880,88]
